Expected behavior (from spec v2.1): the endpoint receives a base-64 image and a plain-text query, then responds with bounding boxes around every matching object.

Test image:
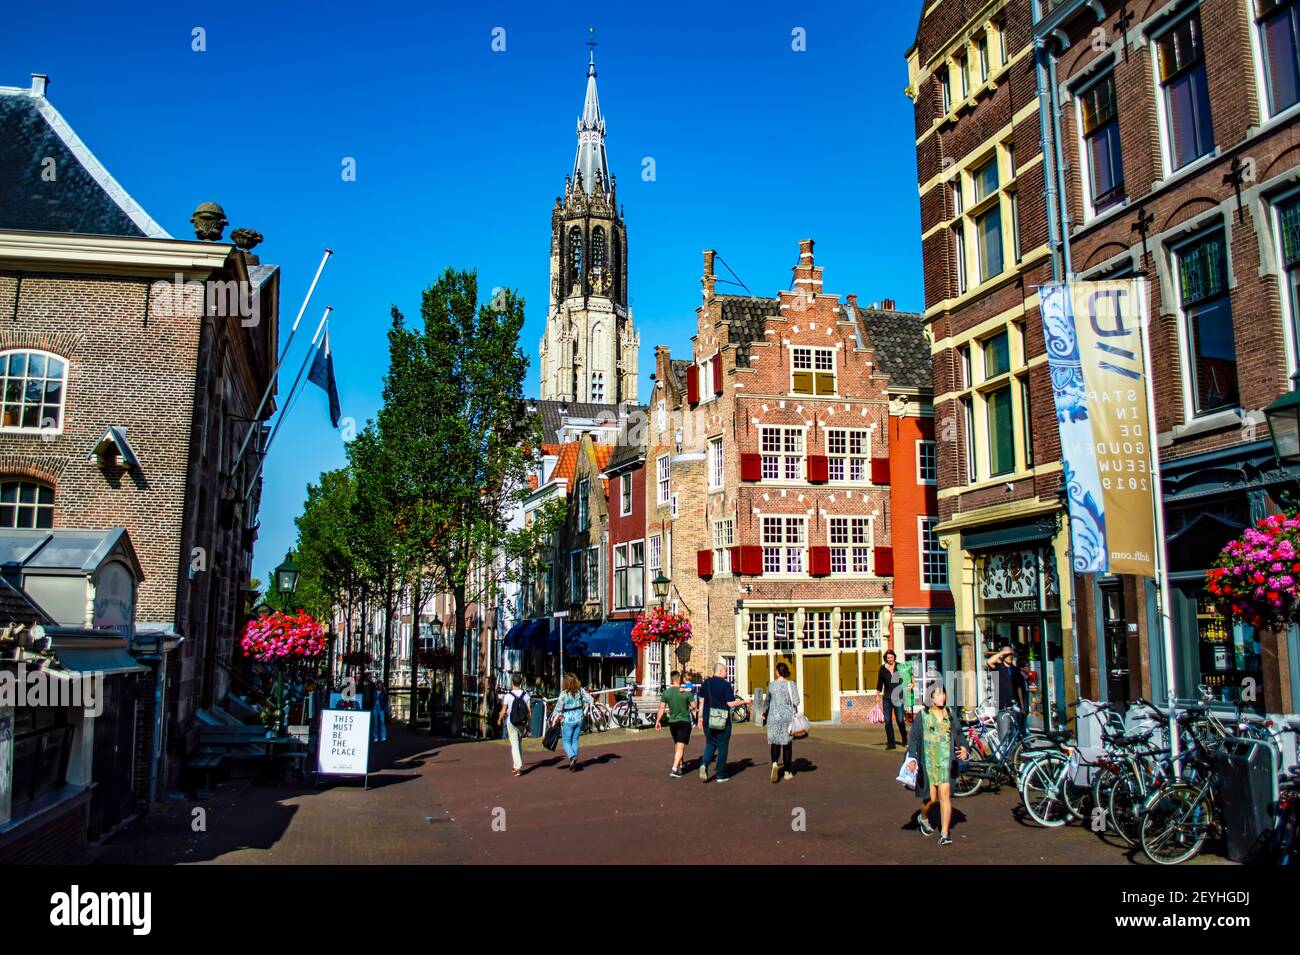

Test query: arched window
[591,372,605,403]
[568,226,584,284]
[0,350,67,432]
[0,479,54,529]
[591,226,606,269]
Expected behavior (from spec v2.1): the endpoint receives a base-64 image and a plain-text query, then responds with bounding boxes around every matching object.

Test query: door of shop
[748,654,770,698]
[802,654,831,721]
[89,674,138,839]
[903,624,942,709]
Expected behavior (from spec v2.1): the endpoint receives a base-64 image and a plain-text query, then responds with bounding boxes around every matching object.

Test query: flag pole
[1137,278,1182,774]
[243,309,334,501]
[234,248,333,469]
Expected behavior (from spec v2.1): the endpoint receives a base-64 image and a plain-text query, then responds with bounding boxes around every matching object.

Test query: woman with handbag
[551,673,593,771]
[902,683,968,846]
[761,661,807,783]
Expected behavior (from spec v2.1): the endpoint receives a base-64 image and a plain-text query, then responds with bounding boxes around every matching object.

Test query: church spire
[573,43,610,196]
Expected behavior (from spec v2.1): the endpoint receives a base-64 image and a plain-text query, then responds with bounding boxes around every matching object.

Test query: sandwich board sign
[317,708,371,788]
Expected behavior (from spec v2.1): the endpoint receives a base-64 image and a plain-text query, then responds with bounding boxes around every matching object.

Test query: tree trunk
[451,580,467,738]
[382,569,395,707]
[409,576,423,728]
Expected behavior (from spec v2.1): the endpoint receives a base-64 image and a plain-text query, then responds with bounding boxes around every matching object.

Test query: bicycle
[610,684,646,728]
[1137,737,1223,865]
[953,708,1057,798]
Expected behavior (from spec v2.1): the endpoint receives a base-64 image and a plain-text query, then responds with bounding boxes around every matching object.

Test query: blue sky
[1,1,924,588]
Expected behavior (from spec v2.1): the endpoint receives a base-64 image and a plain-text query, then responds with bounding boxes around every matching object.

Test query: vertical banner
[1040,280,1157,577]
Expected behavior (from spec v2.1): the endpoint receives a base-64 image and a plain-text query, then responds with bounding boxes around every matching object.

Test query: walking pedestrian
[760,661,801,782]
[498,674,531,776]
[654,670,698,777]
[551,672,593,771]
[876,649,908,750]
[903,683,969,846]
[697,662,749,783]
[371,679,389,743]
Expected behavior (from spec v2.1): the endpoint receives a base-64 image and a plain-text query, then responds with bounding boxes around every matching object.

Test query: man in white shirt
[498,674,531,776]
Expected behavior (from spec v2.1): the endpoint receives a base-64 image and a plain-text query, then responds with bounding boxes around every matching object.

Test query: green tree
[293,467,359,623]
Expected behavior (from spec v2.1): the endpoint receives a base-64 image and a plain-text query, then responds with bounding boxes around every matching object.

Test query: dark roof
[0,86,165,237]
[669,360,692,390]
[533,399,623,444]
[0,574,52,626]
[719,296,778,368]
[856,306,931,392]
[602,438,645,475]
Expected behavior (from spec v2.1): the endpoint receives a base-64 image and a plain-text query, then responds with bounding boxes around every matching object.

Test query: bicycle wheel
[610,701,631,727]
[1019,751,1070,827]
[1106,771,1148,847]
[1140,783,1212,865]
[953,764,985,797]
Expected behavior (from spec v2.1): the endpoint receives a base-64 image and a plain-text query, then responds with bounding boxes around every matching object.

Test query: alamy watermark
[149,273,261,327]
[0,663,104,717]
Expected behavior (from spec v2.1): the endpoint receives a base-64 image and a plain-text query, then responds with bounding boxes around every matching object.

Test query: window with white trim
[586,546,600,602]
[569,549,584,604]
[614,540,644,610]
[649,534,662,574]
[0,351,67,432]
[0,479,54,529]
[762,515,806,574]
[1077,70,1125,217]
[620,472,632,516]
[699,354,715,401]
[712,518,734,574]
[709,436,724,489]
[760,426,804,481]
[1173,227,1237,416]
[656,454,670,505]
[748,612,770,650]
[826,429,868,482]
[772,612,795,652]
[920,517,948,587]
[809,611,832,650]
[917,440,938,484]
[838,609,883,650]
[829,517,872,574]
[577,478,590,530]
[1154,9,1215,173]
[1256,0,1300,118]
[791,346,836,395]
[722,654,736,684]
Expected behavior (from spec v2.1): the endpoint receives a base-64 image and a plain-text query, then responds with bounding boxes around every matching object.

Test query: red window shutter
[697,549,713,578]
[740,453,762,482]
[686,365,700,404]
[806,454,829,483]
[712,352,722,395]
[734,545,763,576]
[809,545,831,577]
[871,457,891,485]
[874,546,894,576]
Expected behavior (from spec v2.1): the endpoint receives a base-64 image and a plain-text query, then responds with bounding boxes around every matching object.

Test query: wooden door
[748,654,770,696]
[803,654,832,722]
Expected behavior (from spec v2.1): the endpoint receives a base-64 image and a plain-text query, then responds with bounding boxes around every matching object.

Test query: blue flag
[307,327,341,428]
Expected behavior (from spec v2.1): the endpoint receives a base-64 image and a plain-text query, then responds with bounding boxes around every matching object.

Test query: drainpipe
[1047,34,1074,279]
[1035,38,1064,282]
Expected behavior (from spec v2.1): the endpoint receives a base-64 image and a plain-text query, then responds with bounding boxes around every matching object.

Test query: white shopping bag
[896,755,918,790]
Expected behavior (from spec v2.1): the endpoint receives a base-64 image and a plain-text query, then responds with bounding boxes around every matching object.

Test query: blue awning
[558,622,597,657]
[504,618,548,652]
[54,646,148,676]
[587,620,636,658]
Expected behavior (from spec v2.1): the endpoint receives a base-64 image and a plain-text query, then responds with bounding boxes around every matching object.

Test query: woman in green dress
[903,683,968,846]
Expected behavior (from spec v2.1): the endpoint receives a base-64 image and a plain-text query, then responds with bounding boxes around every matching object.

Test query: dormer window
[0,350,66,432]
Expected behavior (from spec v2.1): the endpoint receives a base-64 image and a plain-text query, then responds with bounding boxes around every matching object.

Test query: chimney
[846,294,858,309]
[791,238,823,296]
[30,74,48,97]
[881,298,896,311]
[702,249,716,301]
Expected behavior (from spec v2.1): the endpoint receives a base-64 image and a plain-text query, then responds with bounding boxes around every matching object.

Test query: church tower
[539,50,639,405]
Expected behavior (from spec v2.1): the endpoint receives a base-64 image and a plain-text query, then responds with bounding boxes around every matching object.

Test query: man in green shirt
[655,670,698,778]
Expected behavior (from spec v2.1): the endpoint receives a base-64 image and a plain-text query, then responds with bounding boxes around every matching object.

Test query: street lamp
[1265,384,1300,467]
[652,572,670,604]
[274,551,299,596]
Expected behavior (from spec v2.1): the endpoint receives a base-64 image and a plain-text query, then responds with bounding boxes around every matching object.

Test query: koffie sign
[318,709,371,776]
[1040,280,1157,578]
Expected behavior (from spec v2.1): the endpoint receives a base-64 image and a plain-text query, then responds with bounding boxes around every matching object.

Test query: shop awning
[503,618,548,652]
[558,622,597,657]
[961,518,1053,552]
[53,646,148,676]
[588,620,636,658]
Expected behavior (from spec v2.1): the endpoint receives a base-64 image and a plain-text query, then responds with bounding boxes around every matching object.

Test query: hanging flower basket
[416,646,455,671]
[631,607,692,649]
[1208,513,1300,630]
[240,610,327,664]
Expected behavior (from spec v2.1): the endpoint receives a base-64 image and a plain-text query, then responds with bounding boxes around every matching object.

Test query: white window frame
[828,515,873,575]
[586,546,601,603]
[1150,8,1216,178]
[790,346,837,396]
[709,436,724,490]
[1073,67,1126,221]
[620,472,633,516]
[0,349,68,435]
[1250,0,1300,122]
[1271,185,1300,378]
[809,610,833,650]
[747,612,770,651]
[577,478,590,530]
[569,549,584,604]
[760,425,806,482]
[1170,224,1237,421]
[826,428,870,483]
[656,454,670,506]
[919,516,948,589]
[917,439,938,484]
[614,539,644,610]
[699,354,716,403]
[649,534,662,574]
[762,514,807,575]
[712,517,734,574]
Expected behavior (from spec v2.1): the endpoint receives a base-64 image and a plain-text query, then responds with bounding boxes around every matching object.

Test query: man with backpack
[498,674,532,777]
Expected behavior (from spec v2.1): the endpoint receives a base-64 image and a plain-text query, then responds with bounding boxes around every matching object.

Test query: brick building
[645,240,941,722]
[0,75,280,798]
[1032,0,1300,713]
[906,0,1077,729]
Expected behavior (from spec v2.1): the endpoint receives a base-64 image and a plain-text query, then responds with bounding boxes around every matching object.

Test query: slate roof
[603,438,645,475]
[719,296,779,367]
[669,360,693,391]
[855,305,932,392]
[0,574,52,626]
[0,84,167,238]
[534,399,622,444]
